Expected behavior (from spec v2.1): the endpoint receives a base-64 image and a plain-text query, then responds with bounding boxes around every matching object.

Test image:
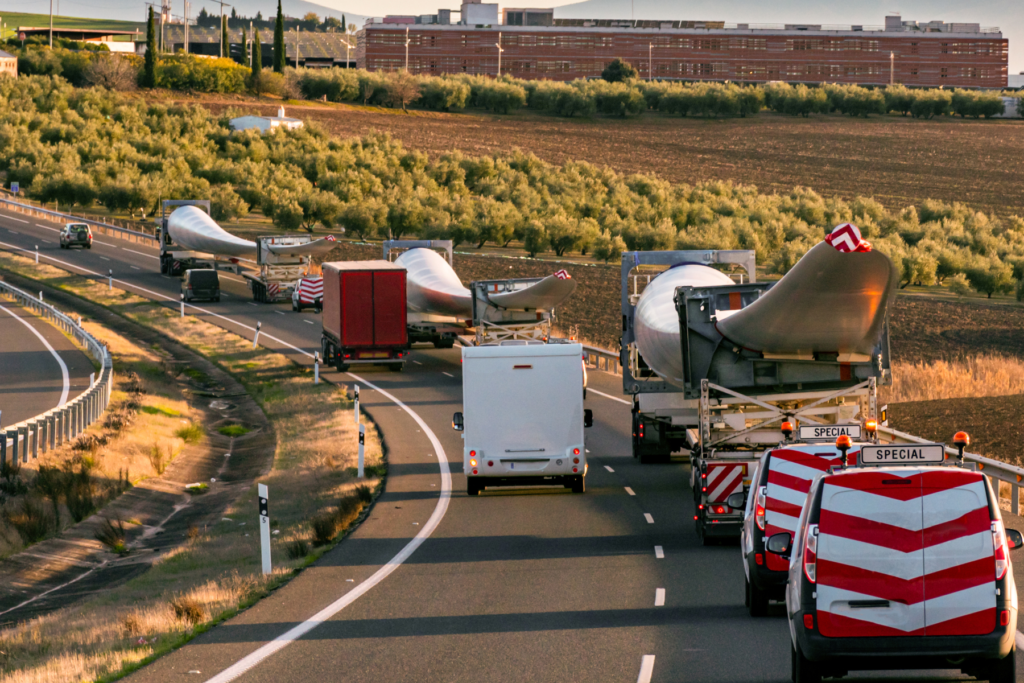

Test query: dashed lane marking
[587,388,631,405]
[36,224,58,231]
[655,588,665,607]
[130,266,140,270]
[303,320,314,324]
[604,466,614,472]
[442,372,453,377]
[644,513,654,524]
[637,655,655,683]
[654,546,664,559]
[625,487,636,496]
[5,216,28,223]
[122,248,159,260]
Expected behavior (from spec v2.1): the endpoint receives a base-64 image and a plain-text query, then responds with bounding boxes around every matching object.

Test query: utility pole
[183,0,189,54]
[495,31,503,76]
[340,38,352,68]
[48,0,53,47]
[249,20,253,67]
[404,25,410,71]
[210,0,231,58]
[648,42,652,82]
[295,26,300,68]
[890,50,895,85]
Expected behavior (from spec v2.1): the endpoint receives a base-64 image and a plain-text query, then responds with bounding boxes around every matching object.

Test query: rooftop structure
[17,26,139,53]
[0,50,16,79]
[147,26,356,68]
[229,107,304,134]
[357,13,1006,88]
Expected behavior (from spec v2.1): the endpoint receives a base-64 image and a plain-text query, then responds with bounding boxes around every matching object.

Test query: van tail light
[993,521,1009,580]
[1000,610,1010,627]
[804,524,819,584]
[803,614,814,630]
[754,486,767,531]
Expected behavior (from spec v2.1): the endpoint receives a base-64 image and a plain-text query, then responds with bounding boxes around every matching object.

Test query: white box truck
[453,342,593,496]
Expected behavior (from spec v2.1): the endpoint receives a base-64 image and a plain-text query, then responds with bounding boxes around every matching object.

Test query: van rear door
[919,469,995,636]
[815,469,926,637]
[763,446,846,572]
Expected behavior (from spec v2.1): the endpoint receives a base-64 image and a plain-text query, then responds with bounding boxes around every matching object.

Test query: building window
[910,67,918,77]
[940,67,948,78]
[910,41,918,54]
[537,35,556,46]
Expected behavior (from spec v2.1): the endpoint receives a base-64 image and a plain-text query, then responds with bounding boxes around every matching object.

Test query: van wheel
[793,645,821,683]
[571,475,585,494]
[744,576,751,608]
[987,647,1016,683]
[748,578,769,617]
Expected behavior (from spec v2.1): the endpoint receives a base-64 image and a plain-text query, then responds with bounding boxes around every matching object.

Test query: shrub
[156,55,249,93]
[175,423,204,443]
[5,497,52,543]
[476,81,527,114]
[949,272,972,297]
[602,58,637,82]
[218,423,250,437]
[95,516,128,554]
[286,539,309,559]
[355,484,373,504]
[310,511,341,546]
[420,77,470,111]
[169,594,207,626]
[292,67,359,102]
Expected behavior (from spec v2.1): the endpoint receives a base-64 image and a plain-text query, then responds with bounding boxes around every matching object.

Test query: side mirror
[766,532,792,557]
[584,409,593,428]
[452,411,464,432]
[726,492,746,510]
[1007,528,1023,550]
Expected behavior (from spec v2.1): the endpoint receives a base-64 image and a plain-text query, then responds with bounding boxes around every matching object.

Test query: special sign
[798,424,862,441]
[859,444,945,465]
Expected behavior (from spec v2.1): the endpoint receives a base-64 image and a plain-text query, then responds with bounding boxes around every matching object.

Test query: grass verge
[0,252,385,683]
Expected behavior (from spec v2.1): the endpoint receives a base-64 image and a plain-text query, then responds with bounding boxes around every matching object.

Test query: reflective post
[358,424,365,478]
[108,269,113,291]
[314,352,319,385]
[35,245,38,263]
[252,321,261,349]
[353,385,359,424]
[258,483,271,575]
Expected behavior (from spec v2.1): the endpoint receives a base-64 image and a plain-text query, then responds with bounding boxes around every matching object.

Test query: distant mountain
[4,1,367,30]
[552,0,1024,73]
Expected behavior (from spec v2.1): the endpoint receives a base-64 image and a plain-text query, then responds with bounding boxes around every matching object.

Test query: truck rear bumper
[468,475,581,488]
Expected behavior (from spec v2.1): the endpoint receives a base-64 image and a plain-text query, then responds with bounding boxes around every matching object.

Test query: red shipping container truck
[321,261,408,372]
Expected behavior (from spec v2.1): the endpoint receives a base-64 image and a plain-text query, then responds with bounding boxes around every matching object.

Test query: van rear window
[190,271,219,286]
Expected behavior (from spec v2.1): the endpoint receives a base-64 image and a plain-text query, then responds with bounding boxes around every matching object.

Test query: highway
[2,208,1023,682]
[0,295,95,427]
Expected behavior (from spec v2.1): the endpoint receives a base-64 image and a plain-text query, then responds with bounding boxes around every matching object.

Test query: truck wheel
[467,480,481,496]
[748,578,769,617]
[571,475,585,494]
[389,363,404,372]
[792,645,821,683]
[337,364,350,372]
[987,647,1016,683]
[214,296,220,302]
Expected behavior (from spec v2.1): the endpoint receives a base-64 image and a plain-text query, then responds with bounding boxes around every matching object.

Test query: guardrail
[0,195,157,246]
[0,281,113,468]
[583,344,621,375]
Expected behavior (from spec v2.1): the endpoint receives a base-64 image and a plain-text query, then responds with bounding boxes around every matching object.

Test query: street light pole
[890,51,895,85]
[49,0,53,48]
[404,25,410,71]
[295,26,300,68]
[340,38,352,67]
[495,31,503,77]
[648,42,652,82]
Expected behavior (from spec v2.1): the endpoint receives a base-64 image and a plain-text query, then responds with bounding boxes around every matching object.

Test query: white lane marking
[442,372,453,377]
[92,240,117,247]
[585,449,590,453]
[7,229,18,234]
[205,373,452,683]
[1016,630,1024,650]
[5,216,28,224]
[220,275,246,284]
[247,302,258,307]
[130,266,140,270]
[625,487,636,496]
[605,465,614,472]
[99,256,110,261]
[303,320,314,325]
[654,545,664,559]
[644,513,654,524]
[0,242,315,360]
[655,588,665,606]
[412,361,422,365]
[36,224,59,232]
[588,388,631,405]
[637,655,655,683]
[0,304,70,407]
[275,311,286,315]
[122,248,159,260]
[40,239,53,243]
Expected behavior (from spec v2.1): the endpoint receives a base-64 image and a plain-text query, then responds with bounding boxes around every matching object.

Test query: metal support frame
[382,239,453,266]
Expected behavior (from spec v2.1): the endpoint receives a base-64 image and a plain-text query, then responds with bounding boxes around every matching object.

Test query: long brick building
[356,12,1007,88]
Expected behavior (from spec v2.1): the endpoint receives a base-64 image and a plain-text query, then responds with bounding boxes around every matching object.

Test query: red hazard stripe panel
[816,556,994,605]
[705,463,745,503]
[924,607,996,636]
[767,469,813,494]
[818,611,926,638]
[765,497,803,520]
[828,470,984,501]
[769,448,840,472]
[819,507,991,553]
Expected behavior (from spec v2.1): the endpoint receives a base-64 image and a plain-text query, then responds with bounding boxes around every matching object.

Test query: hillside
[0,5,367,30]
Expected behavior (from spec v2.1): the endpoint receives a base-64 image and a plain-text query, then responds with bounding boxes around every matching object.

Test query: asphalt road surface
[0,296,95,427]
[2,208,1023,683]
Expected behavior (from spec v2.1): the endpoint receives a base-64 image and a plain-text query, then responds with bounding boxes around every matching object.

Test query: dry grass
[0,252,383,683]
[883,355,1024,404]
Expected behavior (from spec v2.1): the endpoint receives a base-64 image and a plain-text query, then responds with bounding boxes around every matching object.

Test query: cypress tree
[221,15,229,59]
[252,28,263,76]
[273,0,285,73]
[241,26,249,67]
[142,7,157,88]
[341,14,346,31]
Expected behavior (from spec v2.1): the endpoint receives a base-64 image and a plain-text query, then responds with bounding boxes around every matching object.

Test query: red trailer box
[321,261,408,372]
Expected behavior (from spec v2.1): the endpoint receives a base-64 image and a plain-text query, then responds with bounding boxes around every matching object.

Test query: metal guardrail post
[18,426,27,463]
[1014,484,1020,516]
[30,421,38,459]
[0,433,6,469]
[47,413,55,451]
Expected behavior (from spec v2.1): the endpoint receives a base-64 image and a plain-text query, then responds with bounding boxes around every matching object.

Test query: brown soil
[173,92,1024,218]
[888,296,1024,364]
[889,395,1024,466]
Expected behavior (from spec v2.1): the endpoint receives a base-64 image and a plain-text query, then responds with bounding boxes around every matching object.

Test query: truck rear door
[919,469,995,636]
[763,446,845,572]
[373,270,406,346]
[341,272,374,347]
[816,469,927,637]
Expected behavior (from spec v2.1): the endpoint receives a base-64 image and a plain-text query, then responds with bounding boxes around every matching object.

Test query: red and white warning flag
[553,269,571,280]
[325,235,336,242]
[825,223,871,253]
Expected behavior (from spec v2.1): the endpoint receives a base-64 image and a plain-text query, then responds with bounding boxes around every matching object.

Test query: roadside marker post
[108,269,112,291]
[34,245,38,263]
[38,290,42,302]
[353,384,359,424]
[180,293,185,317]
[358,424,365,478]
[90,373,95,388]
[258,483,271,575]
[252,321,261,349]
[314,352,320,384]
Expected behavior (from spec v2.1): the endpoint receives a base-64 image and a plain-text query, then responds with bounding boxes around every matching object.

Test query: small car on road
[59,223,92,249]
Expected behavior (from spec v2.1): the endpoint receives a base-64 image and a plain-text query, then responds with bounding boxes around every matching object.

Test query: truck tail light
[573,448,580,456]
[470,450,476,457]
[803,614,814,630]
[470,459,477,467]
[754,486,766,531]
[344,354,351,359]
[804,524,819,584]
[573,458,579,464]
[993,521,1010,580]
[638,422,644,439]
